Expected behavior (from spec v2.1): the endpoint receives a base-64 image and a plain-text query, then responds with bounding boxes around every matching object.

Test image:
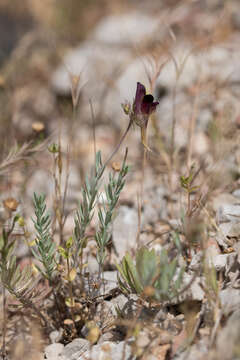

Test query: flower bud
[121,101,131,115]
[48,143,59,153]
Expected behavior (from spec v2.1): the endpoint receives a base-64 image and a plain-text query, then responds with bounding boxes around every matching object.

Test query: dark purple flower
[132,82,159,127]
[120,82,159,152]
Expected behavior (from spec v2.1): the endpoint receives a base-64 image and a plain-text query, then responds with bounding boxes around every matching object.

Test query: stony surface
[112,205,139,258]
[44,343,64,360]
[215,310,240,360]
[79,340,134,360]
[61,338,90,360]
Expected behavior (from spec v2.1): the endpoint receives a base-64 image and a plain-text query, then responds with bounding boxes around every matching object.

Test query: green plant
[31,193,57,281]
[49,141,69,247]
[95,149,129,274]
[117,246,185,302]
[1,251,48,326]
[0,214,48,358]
[73,151,104,268]
[73,149,129,276]
[180,164,200,217]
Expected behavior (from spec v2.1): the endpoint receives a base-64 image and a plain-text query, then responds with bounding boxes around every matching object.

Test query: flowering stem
[136,145,147,247]
[140,126,152,152]
[98,118,133,179]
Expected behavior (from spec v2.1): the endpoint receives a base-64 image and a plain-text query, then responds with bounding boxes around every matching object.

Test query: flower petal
[141,94,154,115]
[150,101,159,114]
[134,82,146,114]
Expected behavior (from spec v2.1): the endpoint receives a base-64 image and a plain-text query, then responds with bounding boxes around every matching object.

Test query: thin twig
[89,99,97,167]
[187,82,201,169]
[1,286,6,359]
[0,141,47,175]
[98,119,132,180]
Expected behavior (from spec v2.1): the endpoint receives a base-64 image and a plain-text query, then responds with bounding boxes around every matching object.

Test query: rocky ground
[1,0,240,359]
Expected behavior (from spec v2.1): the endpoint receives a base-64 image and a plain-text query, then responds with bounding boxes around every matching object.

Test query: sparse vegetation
[1,1,240,359]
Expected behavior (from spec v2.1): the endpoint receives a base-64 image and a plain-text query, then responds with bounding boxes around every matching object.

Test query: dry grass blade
[0,140,48,175]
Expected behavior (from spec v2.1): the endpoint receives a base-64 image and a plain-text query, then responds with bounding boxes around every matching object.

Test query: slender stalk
[62,147,70,229]
[51,286,63,324]
[187,190,191,218]
[2,286,6,359]
[168,82,178,219]
[98,119,132,179]
[136,144,147,247]
[187,83,200,169]
[66,256,75,322]
[89,100,97,167]
[136,193,142,248]
[70,100,78,143]
[170,82,178,170]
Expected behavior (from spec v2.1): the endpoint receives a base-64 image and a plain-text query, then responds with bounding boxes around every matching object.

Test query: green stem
[98,119,132,180]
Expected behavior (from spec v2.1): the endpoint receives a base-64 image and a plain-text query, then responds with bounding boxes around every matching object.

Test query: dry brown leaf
[151,343,171,360]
